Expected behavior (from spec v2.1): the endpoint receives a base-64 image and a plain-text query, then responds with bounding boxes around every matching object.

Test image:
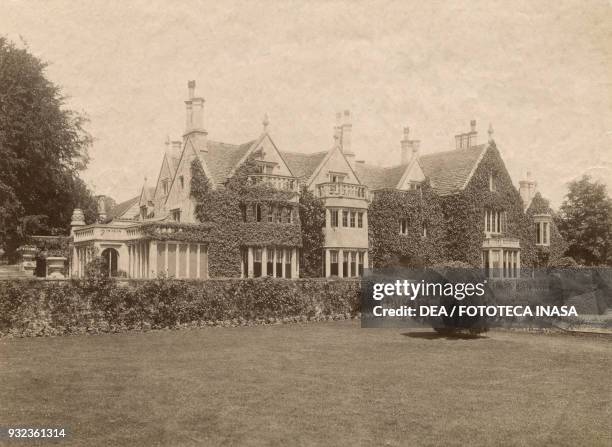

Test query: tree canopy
[557,175,611,265]
[0,37,97,257]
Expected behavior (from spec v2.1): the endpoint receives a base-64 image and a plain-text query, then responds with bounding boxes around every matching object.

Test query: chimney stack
[455,119,478,149]
[519,171,537,208]
[340,110,355,166]
[400,126,420,164]
[333,112,342,146]
[183,80,208,149]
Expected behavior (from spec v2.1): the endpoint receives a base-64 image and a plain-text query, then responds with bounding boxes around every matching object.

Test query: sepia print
[1,1,611,446]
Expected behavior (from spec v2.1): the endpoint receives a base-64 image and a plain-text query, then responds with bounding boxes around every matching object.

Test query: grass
[1,322,611,446]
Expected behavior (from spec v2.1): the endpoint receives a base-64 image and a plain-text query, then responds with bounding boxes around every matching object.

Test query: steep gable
[152,154,175,200]
[227,133,294,179]
[307,145,361,187]
[397,159,426,190]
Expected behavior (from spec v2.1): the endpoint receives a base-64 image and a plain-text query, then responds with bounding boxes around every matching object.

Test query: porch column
[196,244,201,279]
[517,251,521,277]
[175,243,180,279]
[325,249,331,278]
[262,246,268,276]
[281,250,286,278]
[326,208,330,229]
[149,241,157,278]
[338,249,344,278]
[164,242,169,275]
[272,248,277,277]
[363,250,369,271]
[247,247,254,278]
[291,248,297,278]
[185,243,190,279]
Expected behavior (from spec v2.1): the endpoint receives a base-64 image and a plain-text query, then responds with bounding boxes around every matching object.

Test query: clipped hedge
[0,278,361,337]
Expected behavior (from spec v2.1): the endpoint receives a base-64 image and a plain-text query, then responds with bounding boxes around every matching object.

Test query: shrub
[0,278,362,337]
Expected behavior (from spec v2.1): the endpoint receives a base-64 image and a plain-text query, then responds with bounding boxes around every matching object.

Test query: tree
[0,37,97,258]
[557,175,611,265]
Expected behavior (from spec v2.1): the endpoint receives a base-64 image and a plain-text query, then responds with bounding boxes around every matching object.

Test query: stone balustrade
[317,182,368,200]
[248,174,299,192]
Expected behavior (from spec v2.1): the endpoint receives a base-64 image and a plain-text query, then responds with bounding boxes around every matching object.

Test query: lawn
[1,322,610,446]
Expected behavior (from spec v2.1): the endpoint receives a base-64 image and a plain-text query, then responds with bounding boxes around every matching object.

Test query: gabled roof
[196,139,255,185]
[354,162,409,190]
[108,196,140,220]
[419,144,488,195]
[280,151,328,180]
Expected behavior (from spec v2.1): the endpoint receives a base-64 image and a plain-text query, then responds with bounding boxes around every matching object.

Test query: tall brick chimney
[183,80,208,150]
[519,171,537,208]
[340,110,355,167]
[455,120,478,149]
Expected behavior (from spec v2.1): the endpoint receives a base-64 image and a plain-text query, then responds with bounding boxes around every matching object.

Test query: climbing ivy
[298,188,325,277]
[440,144,536,272]
[526,192,567,267]
[368,181,445,268]
[190,155,303,278]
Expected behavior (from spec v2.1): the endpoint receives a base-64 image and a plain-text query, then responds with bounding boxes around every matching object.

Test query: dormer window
[329,172,346,183]
[179,176,184,190]
[171,208,181,222]
[489,172,496,192]
[409,182,422,191]
[534,215,551,246]
[140,205,147,220]
[162,179,169,195]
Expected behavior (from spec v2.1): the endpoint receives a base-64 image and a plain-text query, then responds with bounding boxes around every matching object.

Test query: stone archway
[101,248,119,277]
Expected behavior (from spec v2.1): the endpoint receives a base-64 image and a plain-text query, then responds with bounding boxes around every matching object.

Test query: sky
[2,0,611,206]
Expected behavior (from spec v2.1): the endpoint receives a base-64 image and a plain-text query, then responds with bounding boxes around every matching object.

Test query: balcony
[317,182,368,200]
[248,174,299,192]
[73,223,142,243]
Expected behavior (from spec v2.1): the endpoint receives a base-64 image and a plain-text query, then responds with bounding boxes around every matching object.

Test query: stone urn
[17,245,37,276]
[46,257,68,279]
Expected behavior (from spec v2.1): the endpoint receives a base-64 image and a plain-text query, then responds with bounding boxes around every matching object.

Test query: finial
[488,123,494,142]
[262,113,269,132]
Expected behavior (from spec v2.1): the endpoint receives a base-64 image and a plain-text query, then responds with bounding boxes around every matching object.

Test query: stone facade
[70,81,564,279]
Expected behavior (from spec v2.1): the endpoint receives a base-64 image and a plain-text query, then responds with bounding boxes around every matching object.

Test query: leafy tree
[0,37,97,258]
[557,175,612,265]
[299,187,325,277]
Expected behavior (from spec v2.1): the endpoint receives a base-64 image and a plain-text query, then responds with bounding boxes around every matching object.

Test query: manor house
[70,81,562,279]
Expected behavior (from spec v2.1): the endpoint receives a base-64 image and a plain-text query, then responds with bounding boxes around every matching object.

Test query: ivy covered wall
[190,156,303,278]
[441,144,536,271]
[368,181,445,268]
[526,192,567,267]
